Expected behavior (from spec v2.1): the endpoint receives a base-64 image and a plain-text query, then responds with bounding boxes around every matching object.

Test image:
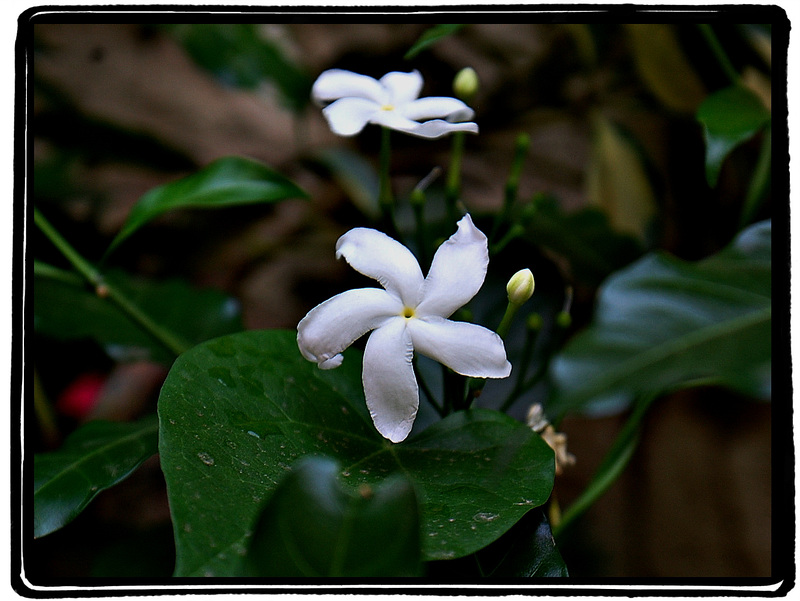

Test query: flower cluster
[299,68,512,443]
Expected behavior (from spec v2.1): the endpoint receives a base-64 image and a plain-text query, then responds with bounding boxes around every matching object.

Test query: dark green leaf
[522,193,643,286]
[312,148,381,219]
[481,509,568,577]
[34,267,243,364]
[106,156,307,255]
[697,85,771,186]
[405,24,465,59]
[244,456,422,577]
[163,24,312,111]
[548,220,771,418]
[34,415,159,538]
[158,329,554,576]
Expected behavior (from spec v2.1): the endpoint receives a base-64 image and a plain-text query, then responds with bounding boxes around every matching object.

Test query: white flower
[297,215,511,443]
[312,69,479,139]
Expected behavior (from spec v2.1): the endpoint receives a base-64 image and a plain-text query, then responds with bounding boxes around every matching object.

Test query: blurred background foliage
[29,17,781,580]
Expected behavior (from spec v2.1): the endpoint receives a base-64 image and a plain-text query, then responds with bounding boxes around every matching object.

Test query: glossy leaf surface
[158,329,554,576]
[34,268,243,364]
[549,220,771,418]
[697,85,771,186]
[106,156,307,254]
[34,415,159,538]
[244,456,422,577]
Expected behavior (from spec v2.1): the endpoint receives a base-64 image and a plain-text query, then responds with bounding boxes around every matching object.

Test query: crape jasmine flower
[297,215,511,443]
[312,69,479,139]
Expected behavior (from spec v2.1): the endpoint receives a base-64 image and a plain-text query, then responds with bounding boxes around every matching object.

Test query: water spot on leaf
[246,430,260,439]
[473,512,499,522]
[198,452,215,466]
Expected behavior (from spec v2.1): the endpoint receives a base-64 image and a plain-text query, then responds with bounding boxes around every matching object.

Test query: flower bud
[453,67,479,102]
[506,268,535,306]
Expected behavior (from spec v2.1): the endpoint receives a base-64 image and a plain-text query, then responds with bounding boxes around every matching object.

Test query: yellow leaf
[625,24,706,114]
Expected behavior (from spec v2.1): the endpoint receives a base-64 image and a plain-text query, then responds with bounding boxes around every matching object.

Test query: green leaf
[522,193,643,286]
[585,113,658,242]
[106,156,307,255]
[163,24,312,111]
[548,220,771,418]
[158,329,554,576]
[34,415,159,538]
[481,509,568,577]
[34,267,243,364]
[312,148,381,219]
[244,456,422,577]
[697,85,771,187]
[405,24,465,59]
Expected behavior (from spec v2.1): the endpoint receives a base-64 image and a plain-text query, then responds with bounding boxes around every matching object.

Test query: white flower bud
[506,268,535,306]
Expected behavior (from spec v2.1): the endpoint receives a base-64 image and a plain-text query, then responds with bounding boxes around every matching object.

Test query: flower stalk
[34,207,191,359]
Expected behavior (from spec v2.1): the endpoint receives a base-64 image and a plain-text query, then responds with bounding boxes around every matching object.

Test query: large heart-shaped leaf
[33,415,159,538]
[697,85,771,187]
[548,220,771,418]
[34,266,243,364]
[106,156,307,255]
[244,456,422,577]
[158,329,554,576]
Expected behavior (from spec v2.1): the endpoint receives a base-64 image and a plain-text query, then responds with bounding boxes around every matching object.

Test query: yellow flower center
[381,104,395,111]
[402,306,415,319]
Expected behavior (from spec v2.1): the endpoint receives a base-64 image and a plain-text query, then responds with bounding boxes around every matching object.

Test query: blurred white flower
[297,215,510,442]
[312,69,479,139]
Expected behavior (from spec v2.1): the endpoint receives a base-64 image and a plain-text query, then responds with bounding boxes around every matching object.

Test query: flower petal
[407,316,511,378]
[379,70,423,106]
[401,97,475,122]
[336,227,424,307]
[369,111,476,139]
[405,119,479,139]
[362,317,418,443]
[322,97,381,136]
[297,288,402,368]
[312,69,386,105]
[416,214,489,318]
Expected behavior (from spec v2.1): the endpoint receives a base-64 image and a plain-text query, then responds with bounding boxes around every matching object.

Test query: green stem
[34,207,191,358]
[410,189,429,270]
[740,126,771,228]
[33,369,59,447]
[378,127,394,227]
[33,259,84,287]
[491,133,530,242]
[499,324,541,413]
[446,131,465,223]
[697,24,740,85]
[552,393,657,537]
[414,358,444,418]
[467,301,522,405]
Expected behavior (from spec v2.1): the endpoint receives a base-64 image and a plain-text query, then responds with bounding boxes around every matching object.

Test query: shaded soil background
[29,19,775,579]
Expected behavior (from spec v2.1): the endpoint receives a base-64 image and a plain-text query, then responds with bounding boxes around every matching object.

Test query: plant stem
[741,126,771,228]
[491,133,530,242]
[34,207,191,358]
[697,24,740,85]
[33,368,59,447]
[446,131,465,223]
[414,358,444,418]
[552,393,657,538]
[378,127,395,228]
